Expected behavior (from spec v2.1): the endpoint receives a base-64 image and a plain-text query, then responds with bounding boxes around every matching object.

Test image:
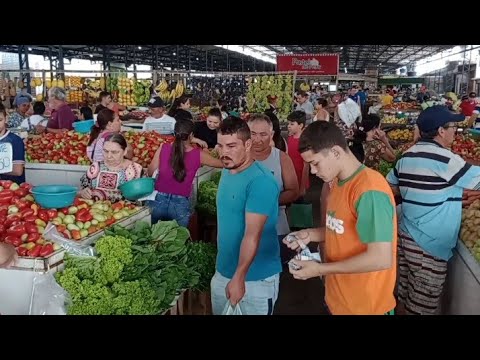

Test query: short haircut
[287,110,306,126]
[297,90,308,98]
[0,103,6,117]
[317,98,328,108]
[79,106,93,120]
[48,87,67,101]
[218,115,250,142]
[247,113,273,128]
[299,121,348,154]
[33,101,46,115]
[208,107,222,119]
[99,91,111,101]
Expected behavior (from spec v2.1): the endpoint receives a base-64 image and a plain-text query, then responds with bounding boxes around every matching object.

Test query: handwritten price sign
[0,143,13,174]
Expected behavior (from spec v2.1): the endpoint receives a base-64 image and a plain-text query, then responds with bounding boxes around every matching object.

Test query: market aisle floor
[274,175,329,315]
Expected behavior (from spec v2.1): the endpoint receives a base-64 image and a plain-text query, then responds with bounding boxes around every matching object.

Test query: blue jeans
[210,271,280,315]
[146,192,192,227]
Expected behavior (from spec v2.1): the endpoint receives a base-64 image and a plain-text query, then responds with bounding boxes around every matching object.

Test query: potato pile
[460,200,480,262]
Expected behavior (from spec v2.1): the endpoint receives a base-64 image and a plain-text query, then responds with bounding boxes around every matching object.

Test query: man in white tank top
[247,114,300,266]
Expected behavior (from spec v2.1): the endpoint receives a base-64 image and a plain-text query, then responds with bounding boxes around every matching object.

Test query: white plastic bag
[43,223,96,257]
[29,272,68,315]
[138,169,158,202]
[222,303,243,315]
[338,98,361,127]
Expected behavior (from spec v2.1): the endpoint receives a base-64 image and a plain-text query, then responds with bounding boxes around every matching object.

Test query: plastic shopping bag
[43,223,96,257]
[222,302,243,315]
[29,272,69,315]
[138,169,158,202]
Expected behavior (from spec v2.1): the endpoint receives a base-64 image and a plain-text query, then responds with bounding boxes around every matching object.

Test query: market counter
[445,240,480,315]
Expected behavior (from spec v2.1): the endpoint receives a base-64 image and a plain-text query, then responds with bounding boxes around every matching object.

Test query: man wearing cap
[387,105,480,315]
[142,97,176,134]
[459,92,477,117]
[8,96,31,128]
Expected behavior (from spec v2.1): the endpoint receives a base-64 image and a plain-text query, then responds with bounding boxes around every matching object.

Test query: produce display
[196,171,221,217]
[155,80,184,105]
[26,131,90,165]
[187,75,246,110]
[65,76,83,88]
[460,199,480,263]
[185,241,217,292]
[382,114,408,125]
[26,131,175,167]
[382,102,420,111]
[133,80,152,106]
[120,110,149,122]
[388,129,414,141]
[29,77,43,88]
[51,199,141,241]
[66,90,84,103]
[56,221,200,315]
[0,179,144,258]
[452,133,480,161]
[123,131,174,168]
[246,74,294,120]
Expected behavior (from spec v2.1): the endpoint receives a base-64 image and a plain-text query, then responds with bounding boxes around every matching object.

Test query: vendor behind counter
[193,107,222,149]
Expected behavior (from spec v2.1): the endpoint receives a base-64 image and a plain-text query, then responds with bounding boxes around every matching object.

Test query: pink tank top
[154,143,201,197]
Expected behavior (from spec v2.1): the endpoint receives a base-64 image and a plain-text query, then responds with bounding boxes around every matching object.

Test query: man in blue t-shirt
[212,116,281,315]
[0,104,25,184]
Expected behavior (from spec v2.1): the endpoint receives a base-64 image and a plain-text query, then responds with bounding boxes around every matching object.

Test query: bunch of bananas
[299,82,310,92]
[155,80,184,103]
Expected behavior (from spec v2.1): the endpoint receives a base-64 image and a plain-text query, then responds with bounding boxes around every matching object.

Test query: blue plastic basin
[31,185,78,209]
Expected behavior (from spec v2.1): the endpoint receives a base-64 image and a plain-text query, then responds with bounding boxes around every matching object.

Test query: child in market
[77,106,94,122]
[287,111,310,198]
[0,104,26,184]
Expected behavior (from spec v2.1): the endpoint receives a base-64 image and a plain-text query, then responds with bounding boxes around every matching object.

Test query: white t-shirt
[20,115,47,130]
[142,114,176,134]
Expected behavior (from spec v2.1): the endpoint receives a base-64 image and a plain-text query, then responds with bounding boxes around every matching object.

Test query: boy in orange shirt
[284,121,397,315]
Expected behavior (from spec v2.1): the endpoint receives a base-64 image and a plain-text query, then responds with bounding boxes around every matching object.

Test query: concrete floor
[273,174,329,315]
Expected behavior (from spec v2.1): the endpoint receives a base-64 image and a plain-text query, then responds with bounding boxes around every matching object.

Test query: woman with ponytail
[147,119,222,226]
[167,95,193,120]
[87,108,132,162]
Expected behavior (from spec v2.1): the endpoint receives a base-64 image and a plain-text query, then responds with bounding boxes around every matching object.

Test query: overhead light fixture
[340,47,343,50]
[173,52,176,55]
[28,47,32,51]
[160,62,163,65]
[89,54,93,58]
[196,57,199,60]
[138,46,142,50]
[183,65,185,68]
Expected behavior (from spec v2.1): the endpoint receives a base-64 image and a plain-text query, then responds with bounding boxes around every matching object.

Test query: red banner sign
[276,54,339,76]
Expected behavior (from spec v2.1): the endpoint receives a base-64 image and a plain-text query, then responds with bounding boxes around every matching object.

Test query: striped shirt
[387,139,480,261]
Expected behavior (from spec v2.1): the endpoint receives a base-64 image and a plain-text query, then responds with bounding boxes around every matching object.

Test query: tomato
[20,183,33,191]
[76,208,92,222]
[5,215,21,228]
[73,198,86,207]
[60,207,69,215]
[14,188,28,198]
[71,230,81,240]
[0,224,5,234]
[105,218,116,226]
[25,223,39,234]
[47,209,58,220]
[17,247,28,256]
[39,244,54,257]
[0,180,13,189]
[24,215,37,223]
[20,208,34,219]
[27,245,42,258]
[0,190,14,203]
[4,236,22,247]
[7,224,26,238]
[0,208,7,218]
[38,210,49,222]
[15,199,30,210]
[27,233,41,243]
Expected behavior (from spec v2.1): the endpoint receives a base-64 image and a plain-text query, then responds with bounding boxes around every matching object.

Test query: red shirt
[48,103,76,130]
[287,135,309,190]
[459,100,476,116]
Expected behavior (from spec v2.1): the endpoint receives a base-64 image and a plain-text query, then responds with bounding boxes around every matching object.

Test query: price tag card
[0,142,13,174]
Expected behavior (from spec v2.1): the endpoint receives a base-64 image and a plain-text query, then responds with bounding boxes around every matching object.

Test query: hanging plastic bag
[338,98,361,127]
[222,302,243,315]
[29,272,69,315]
[43,223,96,257]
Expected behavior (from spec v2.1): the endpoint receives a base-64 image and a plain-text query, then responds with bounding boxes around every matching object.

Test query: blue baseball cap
[416,105,465,133]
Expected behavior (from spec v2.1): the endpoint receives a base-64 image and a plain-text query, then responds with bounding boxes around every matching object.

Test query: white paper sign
[0,142,13,174]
